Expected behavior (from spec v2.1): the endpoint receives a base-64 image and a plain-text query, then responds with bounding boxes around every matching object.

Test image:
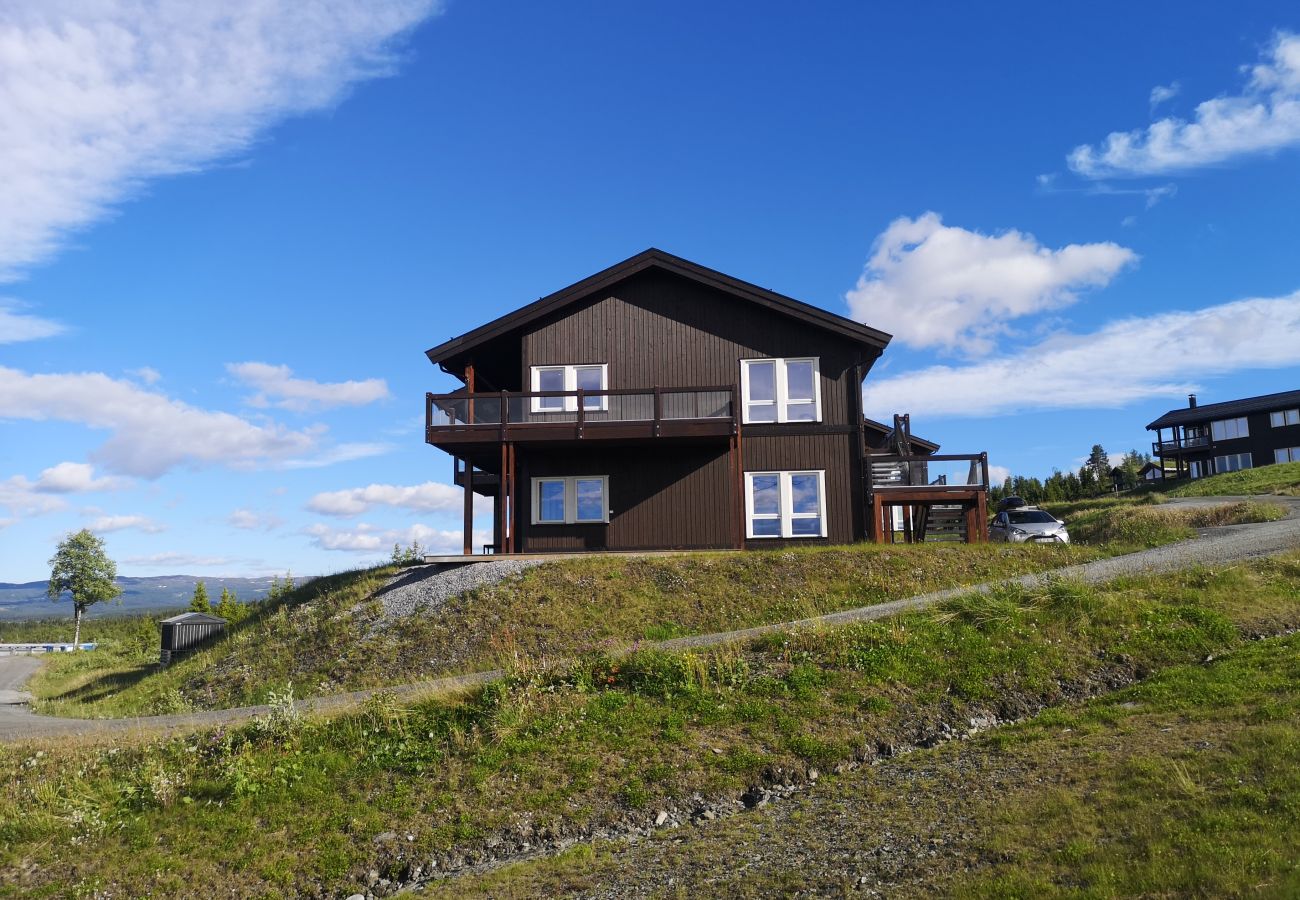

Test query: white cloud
[88,513,165,533]
[228,508,283,531]
[845,213,1137,354]
[227,362,390,412]
[1070,32,1300,177]
[0,365,320,477]
[0,461,127,517]
[862,291,1300,419]
[0,300,65,342]
[128,366,162,385]
[280,442,394,470]
[987,464,1012,487]
[306,480,475,516]
[0,0,441,281]
[304,521,490,554]
[1149,81,1181,110]
[122,552,238,569]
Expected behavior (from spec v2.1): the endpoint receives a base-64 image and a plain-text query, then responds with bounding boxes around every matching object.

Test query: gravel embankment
[372,561,543,621]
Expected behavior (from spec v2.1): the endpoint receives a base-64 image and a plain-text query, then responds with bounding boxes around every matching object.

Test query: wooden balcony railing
[1152,435,1209,455]
[426,386,737,444]
[866,453,990,492]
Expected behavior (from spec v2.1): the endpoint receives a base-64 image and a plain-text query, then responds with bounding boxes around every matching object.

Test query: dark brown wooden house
[1148,389,1300,479]
[425,249,988,554]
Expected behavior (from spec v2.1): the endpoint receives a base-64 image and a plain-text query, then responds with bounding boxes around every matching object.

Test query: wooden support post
[465,363,476,426]
[508,443,518,554]
[462,456,473,556]
[975,488,988,542]
[499,442,509,553]
[735,424,745,549]
[872,494,886,544]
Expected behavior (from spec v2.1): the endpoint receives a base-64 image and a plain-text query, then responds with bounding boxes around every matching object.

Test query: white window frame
[529,364,608,413]
[740,358,822,425]
[1275,447,1300,464]
[1270,409,1300,428]
[1213,452,1253,474]
[1210,417,1249,441]
[530,476,609,525]
[744,470,827,539]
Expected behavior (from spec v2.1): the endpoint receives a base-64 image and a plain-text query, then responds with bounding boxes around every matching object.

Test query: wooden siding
[742,433,860,547]
[517,443,736,552]
[1155,407,1300,474]
[520,268,871,427]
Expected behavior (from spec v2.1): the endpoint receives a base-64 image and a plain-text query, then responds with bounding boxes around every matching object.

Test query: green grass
[1062,499,1286,547]
[1167,459,1300,497]
[3,553,1299,898]
[23,542,1116,719]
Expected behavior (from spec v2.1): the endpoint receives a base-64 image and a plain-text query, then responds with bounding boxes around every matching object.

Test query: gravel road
[3,496,1297,744]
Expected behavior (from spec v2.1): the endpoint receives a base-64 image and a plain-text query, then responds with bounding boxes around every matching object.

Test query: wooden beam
[499,442,509,553]
[508,443,518,554]
[462,456,473,556]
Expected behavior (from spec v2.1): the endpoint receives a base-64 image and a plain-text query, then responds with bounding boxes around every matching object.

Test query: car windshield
[1008,510,1057,525]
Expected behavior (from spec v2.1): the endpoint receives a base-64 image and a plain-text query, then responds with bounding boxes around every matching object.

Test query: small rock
[808,768,819,782]
[711,747,723,755]
[654,810,669,827]
[346,895,365,900]
[366,869,380,885]
[372,831,398,846]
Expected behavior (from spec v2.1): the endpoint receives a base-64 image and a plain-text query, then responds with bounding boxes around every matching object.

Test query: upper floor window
[740,358,821,424]
[1210,417,1249,441]
[530,364,607,413]
[1270,409,1300,427]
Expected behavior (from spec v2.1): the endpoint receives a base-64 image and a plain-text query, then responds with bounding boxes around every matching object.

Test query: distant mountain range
[0,575,287,621]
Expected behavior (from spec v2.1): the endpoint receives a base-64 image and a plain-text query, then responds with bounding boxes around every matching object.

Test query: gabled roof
[160,611,227,625]
[1146,388,1300,430]
[862,416,940,452]
[426,248,892,366]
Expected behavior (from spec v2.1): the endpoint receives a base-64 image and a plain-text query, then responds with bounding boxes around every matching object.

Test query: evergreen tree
[48,529,122,648]
[188,580,210,613]
[1087,444,1111,484]
[215,586,241,621]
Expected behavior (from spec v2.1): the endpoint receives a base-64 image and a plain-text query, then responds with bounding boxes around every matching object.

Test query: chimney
[1188,393,1197,409]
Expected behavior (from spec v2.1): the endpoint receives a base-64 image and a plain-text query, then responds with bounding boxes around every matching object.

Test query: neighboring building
[424,249,987,554]
[1138,461,1164,481]
[1147,389,1300,479]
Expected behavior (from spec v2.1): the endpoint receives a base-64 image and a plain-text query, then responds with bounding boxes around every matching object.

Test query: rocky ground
[370,561,543,621]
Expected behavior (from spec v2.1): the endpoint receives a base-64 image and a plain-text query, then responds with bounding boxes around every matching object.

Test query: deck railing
[867,453,990,491]
[426,386,737,442]
[1152,434,1209,454]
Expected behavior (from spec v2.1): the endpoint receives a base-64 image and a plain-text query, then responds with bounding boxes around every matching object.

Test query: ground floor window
[1276,447,1300,464]
[1214,452,1253,474]
[1189,460,1204,479]
[744,470,826,538]
[531,476,608,524]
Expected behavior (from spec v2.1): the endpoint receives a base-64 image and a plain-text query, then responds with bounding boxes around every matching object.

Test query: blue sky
[4,1,1300,581]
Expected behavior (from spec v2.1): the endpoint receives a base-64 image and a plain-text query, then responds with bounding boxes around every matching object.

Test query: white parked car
[989,507,1070,544]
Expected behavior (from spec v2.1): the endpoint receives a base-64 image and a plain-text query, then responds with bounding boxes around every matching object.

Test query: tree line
[989,444,1154,506]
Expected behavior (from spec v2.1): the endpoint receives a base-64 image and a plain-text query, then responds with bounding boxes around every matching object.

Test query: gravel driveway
[3,496,1298,744]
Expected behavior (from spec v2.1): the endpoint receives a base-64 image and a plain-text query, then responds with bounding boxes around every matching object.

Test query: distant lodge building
[1147,389,1300,479]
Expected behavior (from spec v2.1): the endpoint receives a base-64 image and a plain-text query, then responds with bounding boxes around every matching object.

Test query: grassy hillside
[1166,460,1300,497]
[25,542,1109,718]
[3,553,1299,897]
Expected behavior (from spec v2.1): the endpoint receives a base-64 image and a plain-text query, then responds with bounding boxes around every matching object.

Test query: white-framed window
[530,364,608,413]
[1210,417,1249,441]
[1214,452,1253,474]
[744,470,826,538]
[531,476,609,524]
[740,358,821,424]
[1276,447,1300,464]
[1270,409,1300,428]
[1189,460,1204,479]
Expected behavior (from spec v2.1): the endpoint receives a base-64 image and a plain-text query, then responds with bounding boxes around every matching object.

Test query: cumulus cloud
[0,0,440,281]
[0,461,127,517]
[862,291,1300,418]
[128,366,162,385]
[1070,32,1300,177]
[845,213,1137,354]
[122,552,239,569]
[88,513,165,533]
[228,508,283,531]
[306,480,477,516]
[227,362,390,412]
[304,521,490,554]
[0,365,321,477]
[1149,81,1181,110]
[0,300,65,342]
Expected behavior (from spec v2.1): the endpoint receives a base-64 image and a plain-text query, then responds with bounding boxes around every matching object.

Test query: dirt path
[3,496,1298,744]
